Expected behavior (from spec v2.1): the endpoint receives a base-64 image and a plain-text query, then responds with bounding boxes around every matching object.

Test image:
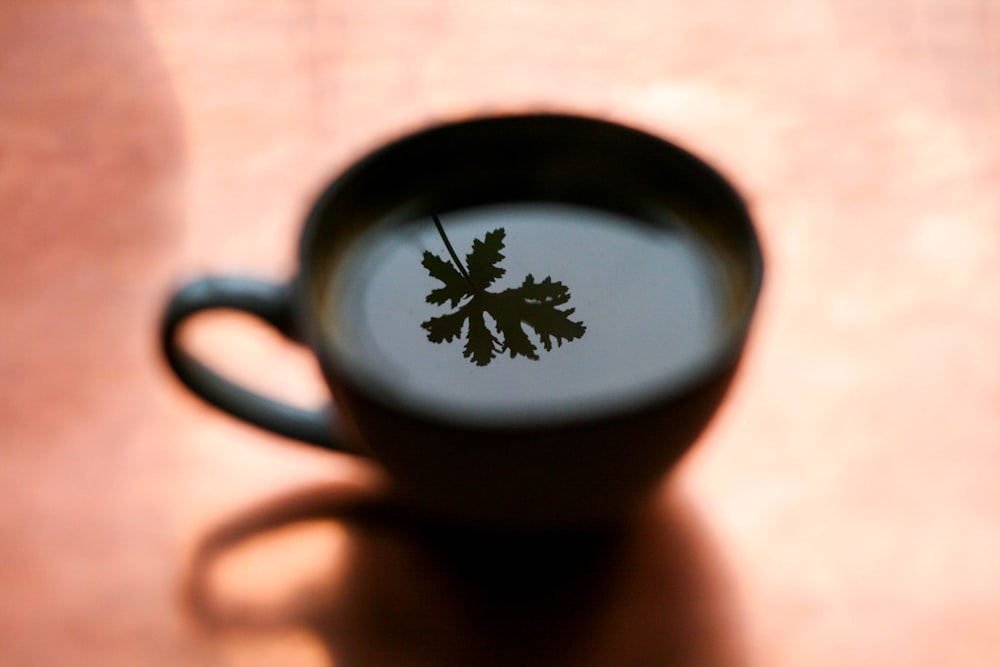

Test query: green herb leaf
[421,219,587,366]
[465,228,506,290]
[422,250,470,307]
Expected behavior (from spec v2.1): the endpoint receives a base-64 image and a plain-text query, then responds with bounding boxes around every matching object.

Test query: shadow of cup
[185,481,745,666]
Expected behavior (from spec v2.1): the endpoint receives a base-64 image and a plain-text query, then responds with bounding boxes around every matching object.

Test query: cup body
[298,114,761,527]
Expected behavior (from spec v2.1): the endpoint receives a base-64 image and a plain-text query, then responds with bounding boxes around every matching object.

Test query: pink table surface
[2,1,999,665]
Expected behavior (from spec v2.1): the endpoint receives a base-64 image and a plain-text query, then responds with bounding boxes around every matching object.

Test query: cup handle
[161,275,345,451]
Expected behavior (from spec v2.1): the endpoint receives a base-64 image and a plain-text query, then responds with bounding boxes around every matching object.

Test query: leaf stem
[432,214,476,291]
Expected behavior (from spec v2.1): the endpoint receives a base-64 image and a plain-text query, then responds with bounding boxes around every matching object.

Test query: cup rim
[296,112,763,431]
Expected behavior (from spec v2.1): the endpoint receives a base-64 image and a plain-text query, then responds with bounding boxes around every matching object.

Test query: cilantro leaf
[465,228,506,290]
[421,308,466,344]
[463,308,500,366]
[511,275,586,351]
[422,250,470,308]
[421,219,587,366]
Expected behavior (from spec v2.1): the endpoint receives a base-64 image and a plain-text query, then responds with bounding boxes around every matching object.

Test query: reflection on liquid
[332,202,727,422]
[421,215,587,366]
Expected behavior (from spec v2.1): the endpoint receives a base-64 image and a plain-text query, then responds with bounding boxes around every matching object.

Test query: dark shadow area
[186,482,745,666]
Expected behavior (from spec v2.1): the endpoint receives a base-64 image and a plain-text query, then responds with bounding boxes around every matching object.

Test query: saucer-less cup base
[331,359,741,528]
[162,113,763,530]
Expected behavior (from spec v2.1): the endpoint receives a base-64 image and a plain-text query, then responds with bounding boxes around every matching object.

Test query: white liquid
[326,202,728,424]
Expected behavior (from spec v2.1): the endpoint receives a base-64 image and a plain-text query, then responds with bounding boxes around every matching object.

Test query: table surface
[2,1,999,665]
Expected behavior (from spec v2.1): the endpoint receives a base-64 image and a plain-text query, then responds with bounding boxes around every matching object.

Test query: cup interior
[300,114,762,427]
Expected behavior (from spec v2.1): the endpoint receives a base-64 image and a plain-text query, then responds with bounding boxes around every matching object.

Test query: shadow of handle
[161,275,345,450]
[186,484,392,632]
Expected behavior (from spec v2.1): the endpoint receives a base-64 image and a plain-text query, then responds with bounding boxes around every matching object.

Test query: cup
[161,113,763,529]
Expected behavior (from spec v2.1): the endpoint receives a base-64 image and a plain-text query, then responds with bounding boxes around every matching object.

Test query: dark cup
[162,113,763,529]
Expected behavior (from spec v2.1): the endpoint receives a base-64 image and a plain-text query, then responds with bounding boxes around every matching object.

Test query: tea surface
[326,202,728,423]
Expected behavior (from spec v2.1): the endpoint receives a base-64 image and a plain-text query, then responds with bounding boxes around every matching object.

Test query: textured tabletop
[1,1,999,665]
